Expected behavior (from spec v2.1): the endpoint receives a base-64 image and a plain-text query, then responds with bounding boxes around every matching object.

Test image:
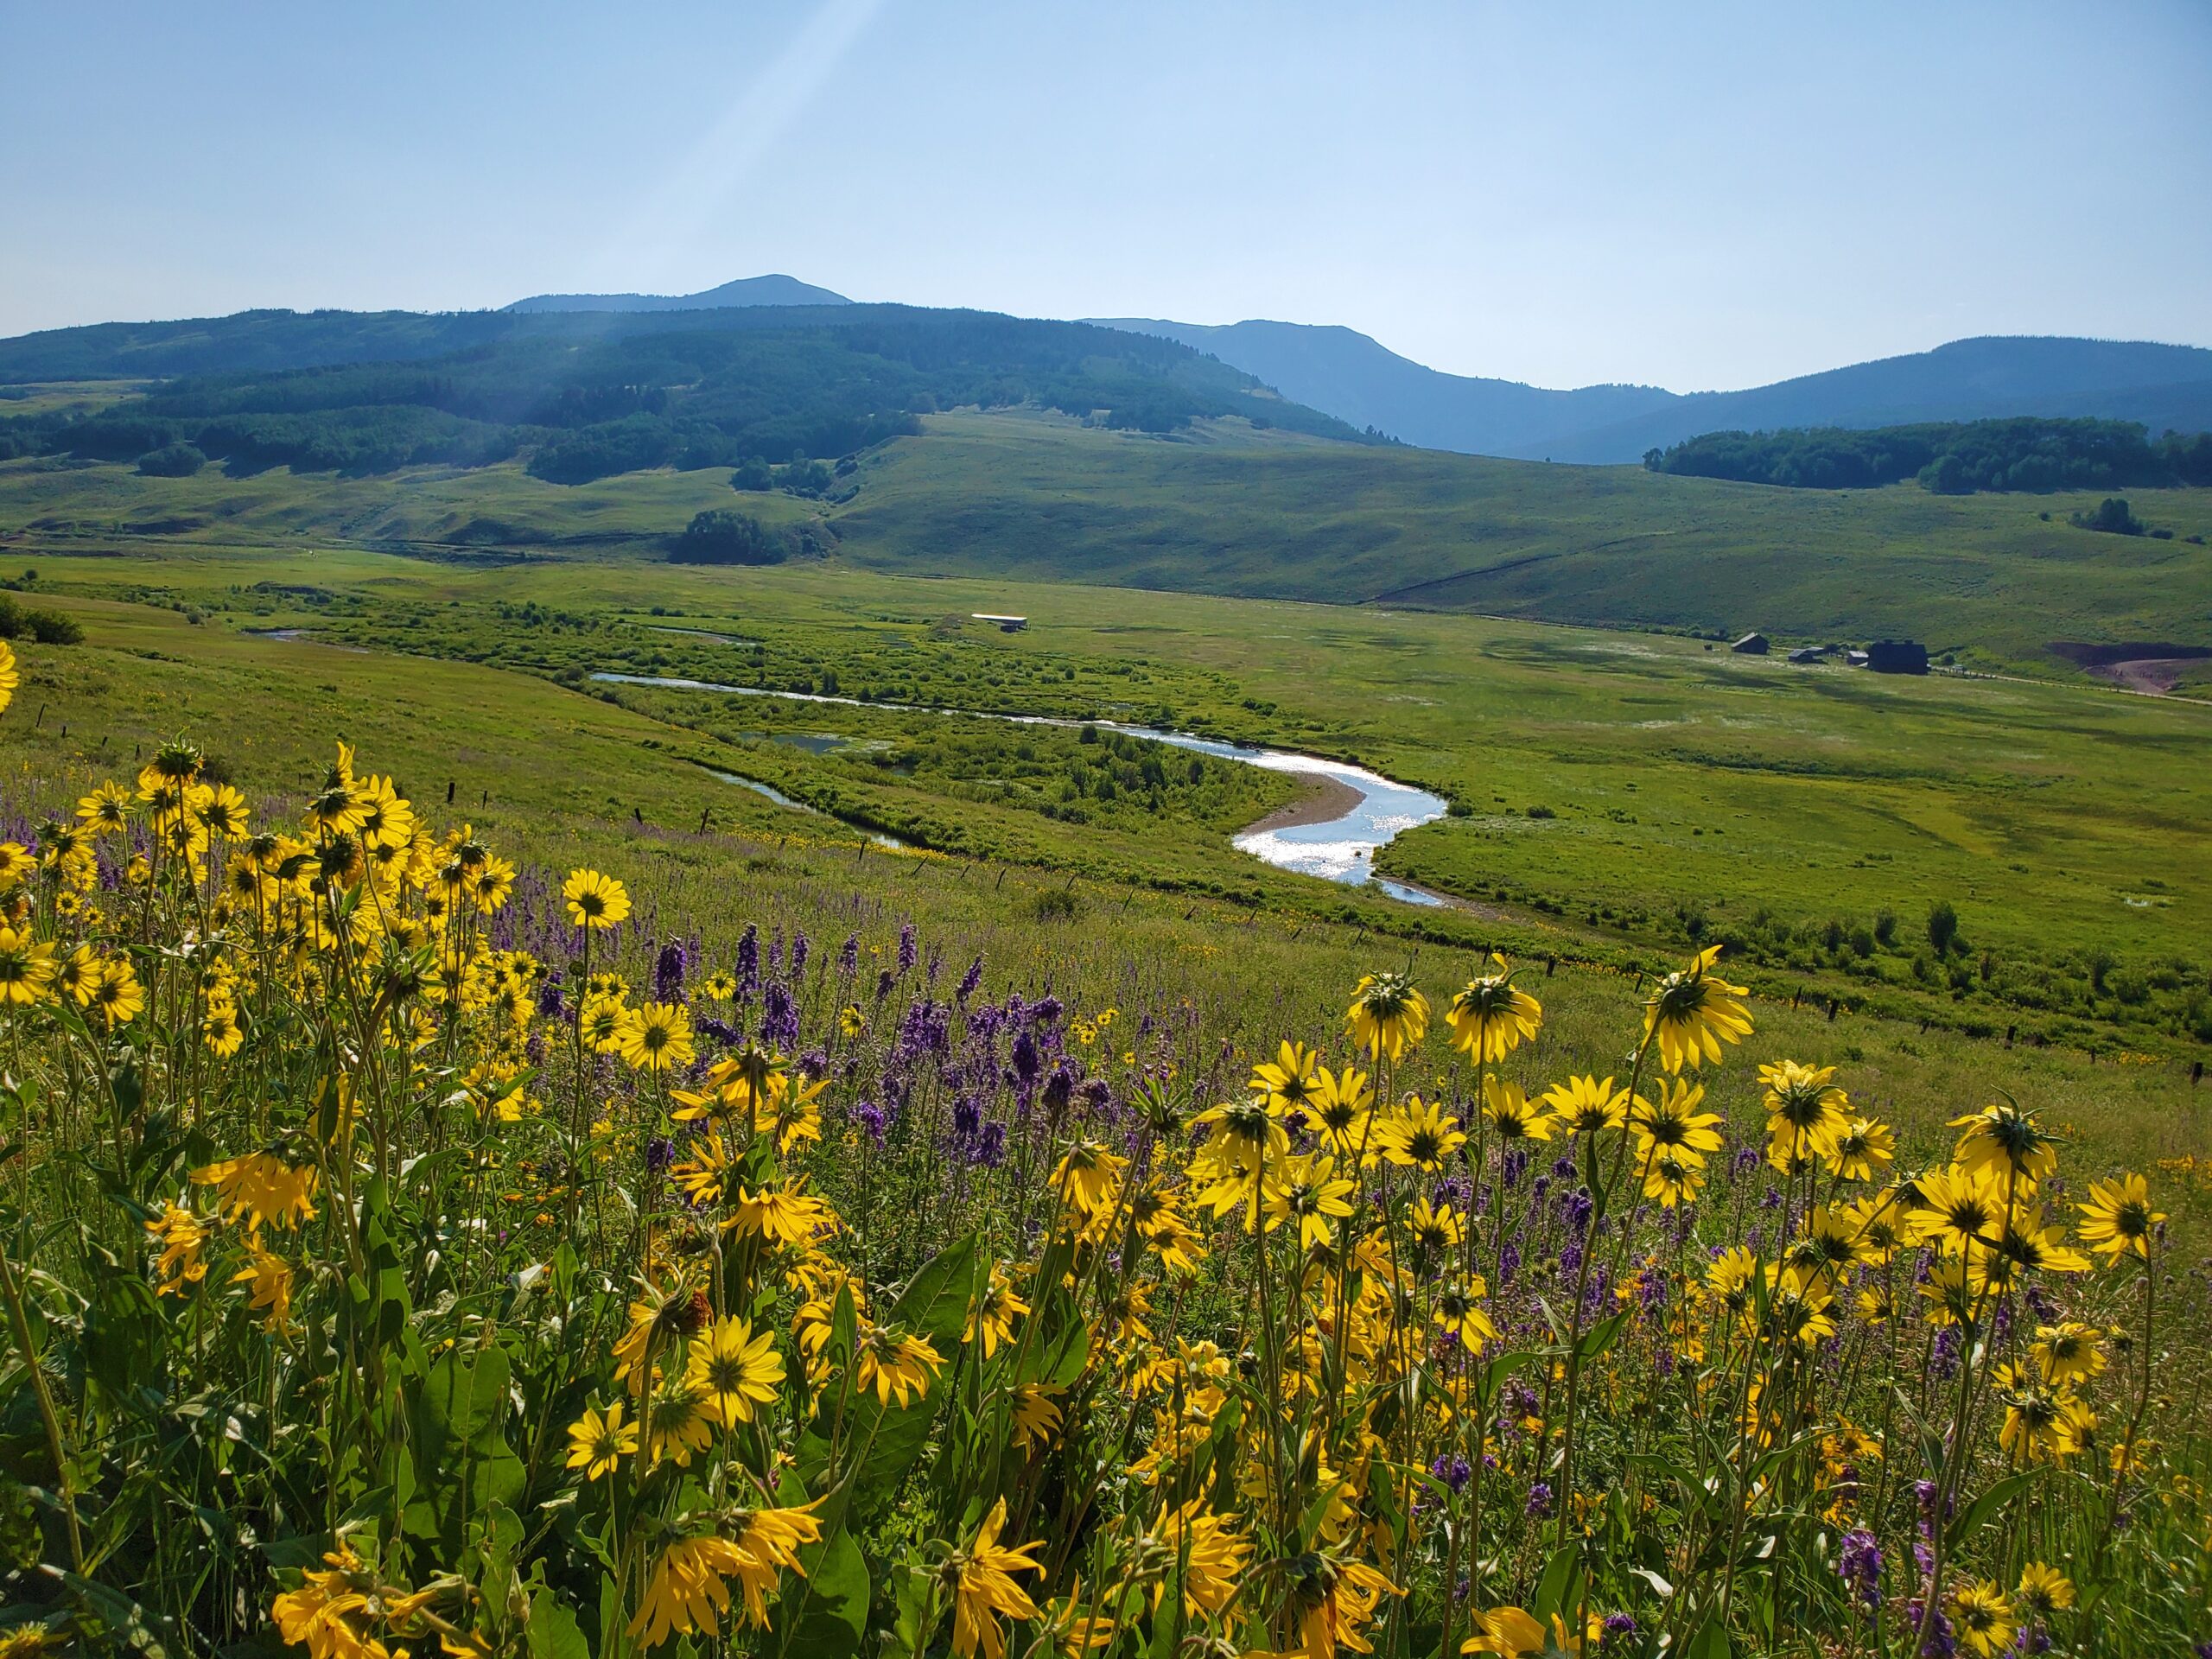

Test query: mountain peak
[503,274,850,315]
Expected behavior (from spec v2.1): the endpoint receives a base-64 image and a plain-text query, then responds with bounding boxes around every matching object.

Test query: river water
[591,673,1449,903]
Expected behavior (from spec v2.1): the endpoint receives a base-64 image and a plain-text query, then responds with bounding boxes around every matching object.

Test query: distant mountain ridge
[1089,319,2212,462]
[9,267,2209,467]
[504,274,850,313]
[1085,318,1677,456]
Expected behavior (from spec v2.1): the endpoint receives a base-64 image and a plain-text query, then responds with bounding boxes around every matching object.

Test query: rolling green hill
[0,304,1372,481]
[830,413,2212,665]
[3,408,2207,667]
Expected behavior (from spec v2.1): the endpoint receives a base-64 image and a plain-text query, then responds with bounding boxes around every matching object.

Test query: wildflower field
[0,632,2204,1659]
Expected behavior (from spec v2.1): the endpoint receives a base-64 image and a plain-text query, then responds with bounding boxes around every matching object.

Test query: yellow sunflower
[1345,971,1430,1061]
[2076,1173,2163,1259]
[563,867,632,931]
[1643,944,1753,1071]
[1446,954,1542,1063]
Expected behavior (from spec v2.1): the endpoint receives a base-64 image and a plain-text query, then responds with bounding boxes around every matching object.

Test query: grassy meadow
[3,511,2206,1054]
[0,594,2202,1182]
[836,414,2212,666]
[5,409,2210,667]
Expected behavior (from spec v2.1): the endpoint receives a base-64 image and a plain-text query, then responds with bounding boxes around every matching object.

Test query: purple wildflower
[1930,1325,1961,1382]
[1914,1606,1955,1659]
[735,925,760,1000]
[760,982,800,1051]
[975,1122,1007,1167]
[1837,1529,1883,1612]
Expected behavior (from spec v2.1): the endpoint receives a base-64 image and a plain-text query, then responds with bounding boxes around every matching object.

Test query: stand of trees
[2070,497,2147,535]
[668,510,788,565]
[0,594,85,644]
[1644,416,2212,493]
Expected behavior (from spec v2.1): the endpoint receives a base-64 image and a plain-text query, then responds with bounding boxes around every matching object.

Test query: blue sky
[3,1,2207,390]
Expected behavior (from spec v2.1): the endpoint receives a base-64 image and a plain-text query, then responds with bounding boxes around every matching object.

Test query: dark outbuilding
[1732,632,1770,655]
[1866,639,1929,675]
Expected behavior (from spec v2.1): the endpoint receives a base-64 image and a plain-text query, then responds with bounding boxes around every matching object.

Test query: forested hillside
[0,305,1371,480]
[1646,416,2212,493]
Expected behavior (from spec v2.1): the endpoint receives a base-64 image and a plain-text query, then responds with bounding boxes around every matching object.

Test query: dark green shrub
[137,441,207,477]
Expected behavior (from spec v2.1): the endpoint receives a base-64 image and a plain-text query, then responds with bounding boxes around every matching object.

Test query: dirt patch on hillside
[2088,658,2209,696]
[2048,641,2212,697]
[2048,639,2212,668]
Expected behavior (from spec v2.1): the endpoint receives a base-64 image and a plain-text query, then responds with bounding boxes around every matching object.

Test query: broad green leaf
[403,1341,525,1559]
[1532,1543,1581,1620]
[79,1259,166,1416]
[1577,1311,1630,1362]
[526,1585,590,1659]
[774,1526,869,1659]
[888,1230,982,1344]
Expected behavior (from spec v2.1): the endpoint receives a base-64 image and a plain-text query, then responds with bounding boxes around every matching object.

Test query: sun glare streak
[594,0,888,289]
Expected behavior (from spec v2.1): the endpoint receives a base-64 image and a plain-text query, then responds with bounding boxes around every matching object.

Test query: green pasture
[836,413,2212,664]
[5,407,2210,668]
[0,597,2205,1202]
[5,527,2209,1055]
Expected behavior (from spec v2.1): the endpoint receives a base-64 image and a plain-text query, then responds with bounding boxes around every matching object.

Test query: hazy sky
[4,1,2208,391]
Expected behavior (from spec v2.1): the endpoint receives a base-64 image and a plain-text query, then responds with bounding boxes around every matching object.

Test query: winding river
[593,673,1449,904]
